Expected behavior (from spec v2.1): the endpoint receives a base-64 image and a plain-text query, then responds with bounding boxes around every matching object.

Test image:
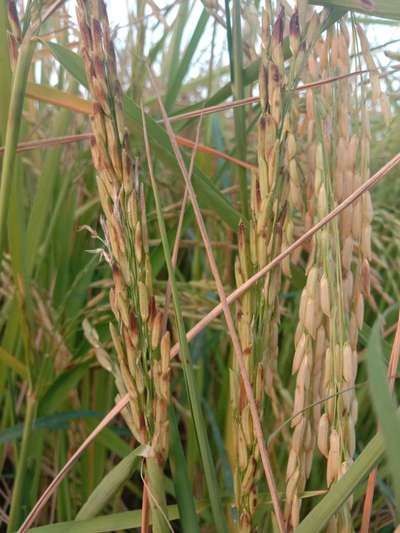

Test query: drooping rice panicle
[285,142,327,529]
[233,5,313,529]
[76,2,170,530]
[286,19,385,531]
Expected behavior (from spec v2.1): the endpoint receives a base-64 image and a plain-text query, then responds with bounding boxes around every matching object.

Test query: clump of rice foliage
[1,0,400,532]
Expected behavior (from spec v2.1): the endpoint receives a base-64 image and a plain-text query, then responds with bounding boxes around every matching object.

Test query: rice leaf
[38,361,92,417]
[296,432,385,532]
[75,446,145,520]
[164,7,209,111]
[86,425,132,459]
[0,411,101,445]
[0,346,27,377]
[26,82,92,114]
[309,0,400,20]
[169,407,200,532]
[366,319,400,518]
[228,0,249,219]
[163,0,189,85]
[0,0,11,144]
[26,103,73,276]
[28,507,181,532]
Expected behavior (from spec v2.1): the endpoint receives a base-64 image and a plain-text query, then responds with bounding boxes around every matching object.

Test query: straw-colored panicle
[314,138,354,533]
[76,0,170,474]
[289,26,357,532]
[6,0,44,67]
[351,24,386,352]
[330,28,360,496]
[318,24,379,532]
[282,16,335,529]
[233,6,313,529]
[233,221,262,532]
[284,21,378,530]
[7,0,22,67]
[356,24,391,126]
[300,15,326,234]
[319,25,377,533]
[287,24,378,533]
[255,5,302,421]
[285,146,327,530]
[286,133,357,533]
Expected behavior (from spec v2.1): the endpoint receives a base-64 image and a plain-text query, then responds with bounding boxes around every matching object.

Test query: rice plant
[1,1,400,532]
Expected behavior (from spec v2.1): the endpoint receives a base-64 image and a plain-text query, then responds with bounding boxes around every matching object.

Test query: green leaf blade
[76,446,145,520]
[366,319,400,518]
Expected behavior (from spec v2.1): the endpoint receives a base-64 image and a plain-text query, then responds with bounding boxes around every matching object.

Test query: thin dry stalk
[0,132,93,154]
[161,119,203,334]
[141,485,150,533]
[166,69,369,124]
[357,24,391,125]
[175,134,257,171]
[18,396,129,532]
[2,130,256,171]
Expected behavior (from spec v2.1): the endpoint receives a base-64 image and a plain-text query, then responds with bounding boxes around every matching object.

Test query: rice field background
[0,0,400,531]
